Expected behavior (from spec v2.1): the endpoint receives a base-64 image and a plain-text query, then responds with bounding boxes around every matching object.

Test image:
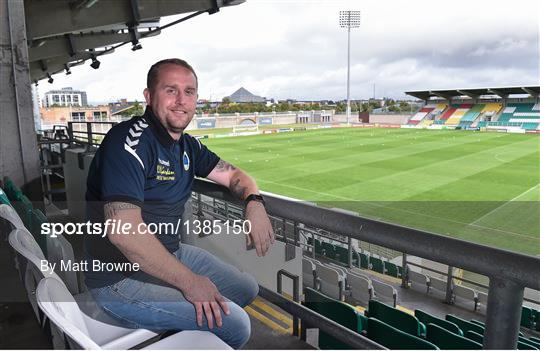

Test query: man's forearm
[104,202,193,291]
[209,159,259,200]
[229,170,259,200]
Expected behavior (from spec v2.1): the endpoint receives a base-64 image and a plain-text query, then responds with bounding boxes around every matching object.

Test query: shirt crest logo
[183,151,190,171]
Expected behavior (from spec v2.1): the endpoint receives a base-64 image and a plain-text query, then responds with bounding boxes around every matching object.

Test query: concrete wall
[369,114,411,124]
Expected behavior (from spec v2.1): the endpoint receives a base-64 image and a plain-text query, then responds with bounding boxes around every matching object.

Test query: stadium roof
[25,0,245,82]
[405,86,540,100]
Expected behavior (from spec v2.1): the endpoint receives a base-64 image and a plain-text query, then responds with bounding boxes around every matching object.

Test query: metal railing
[192,179,540,349]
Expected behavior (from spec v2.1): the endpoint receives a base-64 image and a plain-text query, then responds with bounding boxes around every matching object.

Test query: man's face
[143,64,198,139]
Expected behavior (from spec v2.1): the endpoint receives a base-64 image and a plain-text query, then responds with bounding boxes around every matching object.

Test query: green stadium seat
[359,252,369,269]
[520,337,540,349]
[469,319,524,337]
[536,309,540,331]
[351,251,359,267]
[415,309,463,336]
[397,265,403,278]
[322,242,336,260]
[0,187,11,205]
[521,306,533,328]
[3,177,23,202]
[465,330,483,344]
[304,287,365,349]
[367,299,425,337]
[384,261,399,278]
[369,257,385,274]
[367,318,438,350]
[518,340,539,350]
[426,323,482,350]
[315,239,323,255]
[531,337,540,345]
[333,245,349,265]
[445,315,484,335]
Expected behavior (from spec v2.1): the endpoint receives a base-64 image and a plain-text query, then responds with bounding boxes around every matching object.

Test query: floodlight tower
[339,10,360,126]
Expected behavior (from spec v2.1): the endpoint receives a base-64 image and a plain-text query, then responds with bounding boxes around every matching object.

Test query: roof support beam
[430,91,453,100]
[521,87,538,97]
[488,89,508,98]
[457,90,479,99]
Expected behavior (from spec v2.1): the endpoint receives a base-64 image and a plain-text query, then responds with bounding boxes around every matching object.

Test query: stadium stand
[445,104,473,125]
[445,314,484,335]
[366,318,438,350]
[415,309,462,336]
[490,103,540,130]
[366,300,425,337]
[457,104,484,127]
[409,106,435,125]
[425,323,482,350]
[303,287,366,349]
[436,106,457,123]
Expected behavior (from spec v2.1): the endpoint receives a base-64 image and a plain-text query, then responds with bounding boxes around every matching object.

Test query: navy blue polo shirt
[84,107,220,288]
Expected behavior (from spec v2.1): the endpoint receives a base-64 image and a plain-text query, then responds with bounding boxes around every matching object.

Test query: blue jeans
[90,244,259,349]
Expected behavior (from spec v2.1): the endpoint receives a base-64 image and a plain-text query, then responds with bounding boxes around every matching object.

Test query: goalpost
[232,123,259,135]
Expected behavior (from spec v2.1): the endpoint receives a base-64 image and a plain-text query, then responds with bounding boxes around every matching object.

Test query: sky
[41,0,540,105]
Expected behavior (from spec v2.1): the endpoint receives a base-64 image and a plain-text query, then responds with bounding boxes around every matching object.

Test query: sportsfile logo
[40,219,252,238]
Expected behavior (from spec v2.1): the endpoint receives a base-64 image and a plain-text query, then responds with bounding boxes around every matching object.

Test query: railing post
[347,236,352,268]
[277,270,300,337]
[401,253,408,288]
[445,265,454,304]
[312,234,316,259]
[87,122,94,147]
[484,277,523,349]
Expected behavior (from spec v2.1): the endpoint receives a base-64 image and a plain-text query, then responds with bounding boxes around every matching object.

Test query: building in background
[43,87,88,108]
[40,105,111,128]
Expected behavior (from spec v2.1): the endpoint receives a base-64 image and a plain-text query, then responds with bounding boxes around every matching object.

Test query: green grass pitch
[200,128,540,256]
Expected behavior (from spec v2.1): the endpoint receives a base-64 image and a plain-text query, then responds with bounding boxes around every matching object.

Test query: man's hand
[245,201,275,257]
[182,273,230,329]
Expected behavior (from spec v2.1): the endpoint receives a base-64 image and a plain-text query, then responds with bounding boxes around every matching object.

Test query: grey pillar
[484,277,523,349]
[445,265,454,304]
[0,0,41,197]
[401,253,408,288]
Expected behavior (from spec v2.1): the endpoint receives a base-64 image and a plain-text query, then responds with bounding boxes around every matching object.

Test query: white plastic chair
[37,278,232,350]
[8,228,158,349]
[302,258,316,289]
[314,262,344,301]
[0,203,26,230]
[347,272,373,306]
[1,204,29,280]
[46,233,80,294]
[8,228,60,323]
